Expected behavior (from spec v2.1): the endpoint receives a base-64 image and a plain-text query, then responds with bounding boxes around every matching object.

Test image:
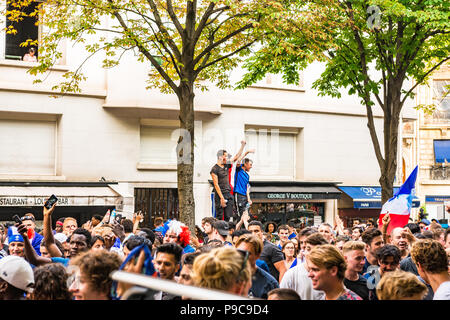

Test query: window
[5,1,39,60]
[433,140,450,163]
[0,119,56,175]
[425,80,450,123]
[140,126,178,165]
[134,188,179,226]
[245,128,296,179]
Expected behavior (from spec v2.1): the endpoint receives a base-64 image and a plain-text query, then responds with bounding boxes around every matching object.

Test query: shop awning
[0,183,122,207]
[339,186,420,209]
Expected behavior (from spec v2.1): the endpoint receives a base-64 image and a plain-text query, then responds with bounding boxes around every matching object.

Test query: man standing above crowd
[211,141,246,222]
[306,245,362,300]
[233,150,255,221]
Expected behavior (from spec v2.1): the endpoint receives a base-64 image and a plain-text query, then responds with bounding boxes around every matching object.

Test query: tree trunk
[176,83,196,232]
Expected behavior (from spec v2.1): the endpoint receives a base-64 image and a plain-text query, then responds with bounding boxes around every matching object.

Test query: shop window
[0,119,56,175]
[134,188,179,227]
[140,126,178,165]
[245,129,295,179]
[250,202,324,228]
[5,1,39,61]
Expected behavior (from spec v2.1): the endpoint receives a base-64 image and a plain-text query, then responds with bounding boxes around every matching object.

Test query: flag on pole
[378,165,418,235]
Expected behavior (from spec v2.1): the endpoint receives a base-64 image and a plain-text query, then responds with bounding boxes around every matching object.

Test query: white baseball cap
[0,256,34,293]
[54,233,68,243]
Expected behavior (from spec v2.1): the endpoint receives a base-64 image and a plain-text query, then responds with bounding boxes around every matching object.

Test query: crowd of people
[0,143,448,301]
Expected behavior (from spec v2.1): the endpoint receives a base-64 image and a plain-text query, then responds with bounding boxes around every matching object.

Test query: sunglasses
[236,249,250,281]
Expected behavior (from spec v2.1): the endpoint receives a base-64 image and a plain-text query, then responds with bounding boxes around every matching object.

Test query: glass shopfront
[250,202,325,228]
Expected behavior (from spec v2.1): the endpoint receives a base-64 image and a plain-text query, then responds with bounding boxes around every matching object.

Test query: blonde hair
[342,241,366,254]
[307,244,347,280]
[63,218,77,233]
[192,247,251,292]
[92,225,114,238]
[376,270,427,300]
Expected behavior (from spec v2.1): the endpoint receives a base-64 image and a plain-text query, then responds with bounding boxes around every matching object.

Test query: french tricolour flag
[378,165,418,235]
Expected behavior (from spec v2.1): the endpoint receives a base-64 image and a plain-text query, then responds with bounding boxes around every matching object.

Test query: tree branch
[401,56,450,105]
[146,0,182,61]
[166,0,184,36]
[192,2,216,44]
[194,23,253,66]
[113,9,179,94]
[195,40,256,73]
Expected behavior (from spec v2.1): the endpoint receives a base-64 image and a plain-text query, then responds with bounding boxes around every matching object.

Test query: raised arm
[237,149,255,164]
[43,202,62,257]
[132,211,144,234]
[230,141,246,163]
[381,213,391,244]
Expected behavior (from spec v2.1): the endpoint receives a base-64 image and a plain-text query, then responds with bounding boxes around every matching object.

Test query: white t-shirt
[280,261,325,300]
[433,281,450,300]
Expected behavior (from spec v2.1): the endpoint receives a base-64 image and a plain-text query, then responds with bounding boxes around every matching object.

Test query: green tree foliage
[239,0,450,203]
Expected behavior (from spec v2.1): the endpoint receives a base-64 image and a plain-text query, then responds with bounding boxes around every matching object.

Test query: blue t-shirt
[182,244,195,254]
[233,164,250,196]
[51,257,70,267]
[256,259,270,273]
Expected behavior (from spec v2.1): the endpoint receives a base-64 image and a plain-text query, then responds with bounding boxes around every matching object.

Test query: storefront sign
[354,200,420,209]
[0,196,119,207]
[0,197,71,206]
[425,196,450,203]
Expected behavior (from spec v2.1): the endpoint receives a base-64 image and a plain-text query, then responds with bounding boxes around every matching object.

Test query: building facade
[413,64,450,223]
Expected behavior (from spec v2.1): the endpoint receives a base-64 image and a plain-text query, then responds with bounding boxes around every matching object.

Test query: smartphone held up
[44,194,58,209]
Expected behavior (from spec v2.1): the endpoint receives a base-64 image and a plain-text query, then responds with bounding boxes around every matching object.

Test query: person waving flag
[378,165,418,235]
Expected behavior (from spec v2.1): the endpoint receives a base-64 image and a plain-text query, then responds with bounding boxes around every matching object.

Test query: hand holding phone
[44,194,58,210]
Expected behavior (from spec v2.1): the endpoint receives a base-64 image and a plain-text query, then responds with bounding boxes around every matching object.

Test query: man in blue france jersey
[233,150,255,222]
